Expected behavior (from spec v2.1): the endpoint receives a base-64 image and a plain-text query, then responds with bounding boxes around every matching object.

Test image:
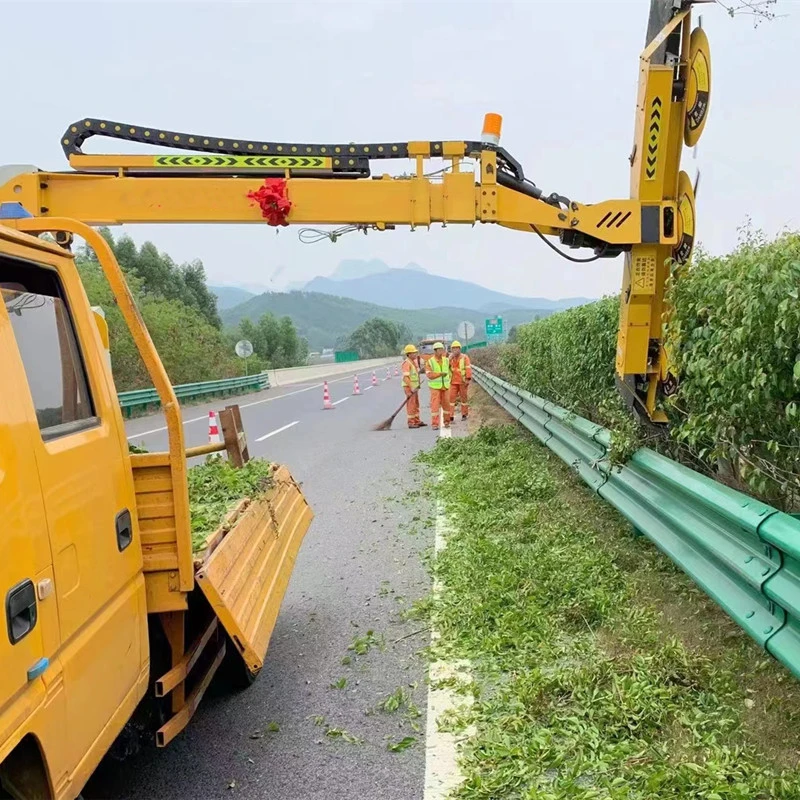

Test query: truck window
[2,257,97,439]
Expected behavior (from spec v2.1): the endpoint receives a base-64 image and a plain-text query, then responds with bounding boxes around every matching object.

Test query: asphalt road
[84,365,454,800]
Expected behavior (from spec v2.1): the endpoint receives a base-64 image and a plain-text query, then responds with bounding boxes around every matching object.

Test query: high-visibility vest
[426,355,451,390]
[451,354,471,383]
[402,358,420,389]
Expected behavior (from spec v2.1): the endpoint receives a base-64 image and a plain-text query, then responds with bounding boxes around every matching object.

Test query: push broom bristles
[372,389,419,431]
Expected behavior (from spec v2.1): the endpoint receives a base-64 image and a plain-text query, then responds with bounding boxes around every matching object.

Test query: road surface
[85,366,456,800]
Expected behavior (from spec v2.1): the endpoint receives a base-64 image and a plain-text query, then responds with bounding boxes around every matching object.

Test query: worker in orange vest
[425,342,452,430]
[448,340,472,423]
[401,344,426,428]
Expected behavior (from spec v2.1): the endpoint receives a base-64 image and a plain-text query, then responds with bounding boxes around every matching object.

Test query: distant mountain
[303,268,592,312]
[210,285,256,310]
[328,259,427,282]
[221,291,552,351]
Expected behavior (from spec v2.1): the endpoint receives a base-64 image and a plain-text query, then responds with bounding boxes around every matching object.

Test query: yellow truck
[0,218,313,799]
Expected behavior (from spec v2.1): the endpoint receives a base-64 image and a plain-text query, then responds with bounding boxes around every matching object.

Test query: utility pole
[645,0,681,64]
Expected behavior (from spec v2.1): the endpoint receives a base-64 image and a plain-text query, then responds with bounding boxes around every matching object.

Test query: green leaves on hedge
[664,230,800,505]
[477,227,800,508]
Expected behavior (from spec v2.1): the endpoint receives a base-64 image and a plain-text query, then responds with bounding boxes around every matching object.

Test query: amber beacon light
[481,113,503,145]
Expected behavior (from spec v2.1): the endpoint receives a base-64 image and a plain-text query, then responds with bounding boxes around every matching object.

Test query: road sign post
[456,320,475,345]
[235,339,254,376]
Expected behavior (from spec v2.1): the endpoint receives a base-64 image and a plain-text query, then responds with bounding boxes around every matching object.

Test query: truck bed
[130,454,313,671]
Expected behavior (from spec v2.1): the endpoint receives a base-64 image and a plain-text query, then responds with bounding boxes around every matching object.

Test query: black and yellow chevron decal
[645,96,662,181]
[153,155,331,169]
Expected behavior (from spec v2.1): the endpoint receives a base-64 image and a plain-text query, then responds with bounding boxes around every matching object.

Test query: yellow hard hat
[451,340,462,348]
[433,341,444,350]
[403,343,418,354]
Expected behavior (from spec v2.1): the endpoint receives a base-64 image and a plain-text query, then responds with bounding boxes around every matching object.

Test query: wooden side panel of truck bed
[195,466,313,675]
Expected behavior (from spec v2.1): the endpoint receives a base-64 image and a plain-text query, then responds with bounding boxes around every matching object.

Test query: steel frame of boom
[0,6,699,422]
[617,6,695,423]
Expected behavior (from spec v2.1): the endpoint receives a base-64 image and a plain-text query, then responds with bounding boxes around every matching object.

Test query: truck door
[0,305,66,793]
[0,246,148,776]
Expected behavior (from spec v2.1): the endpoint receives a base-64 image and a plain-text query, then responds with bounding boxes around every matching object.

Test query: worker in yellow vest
[424,342,452,430]
[448,341,472,423]
[401,344,426,428]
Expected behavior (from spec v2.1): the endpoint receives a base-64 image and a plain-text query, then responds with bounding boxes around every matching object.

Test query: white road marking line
[255,420,300,442]
[125,372,363,440]
[332,396,350,405]
[424,498,473,799]
[364,385,374,391]
[437,408,452,438]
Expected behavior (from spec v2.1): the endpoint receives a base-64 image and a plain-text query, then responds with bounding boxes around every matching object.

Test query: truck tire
[216,636,257,691]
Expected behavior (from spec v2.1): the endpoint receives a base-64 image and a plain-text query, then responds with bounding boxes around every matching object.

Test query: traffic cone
[353,375,361,395]
[208,411,221,444]
[322,380,334,410]
[394,365,399,377]
[371,371,378,387]
[386,367,391,380]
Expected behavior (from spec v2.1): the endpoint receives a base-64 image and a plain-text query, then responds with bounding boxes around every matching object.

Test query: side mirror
[91,305,112,371]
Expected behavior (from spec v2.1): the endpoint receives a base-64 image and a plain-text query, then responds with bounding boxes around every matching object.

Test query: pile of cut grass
[417,424,800,799]
[188,456,273,552]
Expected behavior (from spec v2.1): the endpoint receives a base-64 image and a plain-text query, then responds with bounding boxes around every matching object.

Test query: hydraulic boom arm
[3,118,666,248]
[0,2,709,422]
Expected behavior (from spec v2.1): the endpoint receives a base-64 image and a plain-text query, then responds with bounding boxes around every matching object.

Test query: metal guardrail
[118,372,270,417]
[474,366,800,680]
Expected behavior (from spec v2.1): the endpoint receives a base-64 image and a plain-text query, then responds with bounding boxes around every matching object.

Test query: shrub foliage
[472,230,800,508]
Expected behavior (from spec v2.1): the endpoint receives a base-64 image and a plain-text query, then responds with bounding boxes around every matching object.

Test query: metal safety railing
[474,366,800,680]
[118,372,270,417]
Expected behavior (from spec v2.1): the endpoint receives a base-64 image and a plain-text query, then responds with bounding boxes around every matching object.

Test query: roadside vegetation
[417,408,800,798]
[471,228,800,509]
[220,289,551,353]
[77,229,306,391]
[232,311,309,369]
[341,317,414,358]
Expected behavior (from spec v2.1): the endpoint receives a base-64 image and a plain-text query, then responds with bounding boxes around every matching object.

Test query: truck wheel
[216,636,258,692]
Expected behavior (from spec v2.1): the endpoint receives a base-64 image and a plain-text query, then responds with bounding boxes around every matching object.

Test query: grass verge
[417,403,800,798]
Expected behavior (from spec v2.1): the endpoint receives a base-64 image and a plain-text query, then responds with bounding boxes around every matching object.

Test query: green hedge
[665,231,800,504]
[510,297,622,424]
[475,230,800,509]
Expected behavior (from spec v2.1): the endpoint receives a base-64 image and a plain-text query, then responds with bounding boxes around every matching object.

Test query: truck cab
[0,213,313,800]
[0,223,149,799]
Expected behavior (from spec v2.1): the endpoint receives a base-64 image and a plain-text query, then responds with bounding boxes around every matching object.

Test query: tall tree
[346,317,412,358]
[77,228,222,328]
[75,229,236,390]
[234,312,307,369]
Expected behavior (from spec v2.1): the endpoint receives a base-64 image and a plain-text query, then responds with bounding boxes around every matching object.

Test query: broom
[372,388,421,431]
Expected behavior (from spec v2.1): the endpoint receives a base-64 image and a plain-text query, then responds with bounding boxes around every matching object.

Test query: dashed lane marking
[255,420,300,442]
[126,371,372,439]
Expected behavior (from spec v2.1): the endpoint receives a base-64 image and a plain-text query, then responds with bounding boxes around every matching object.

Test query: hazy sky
[3,1,799,299]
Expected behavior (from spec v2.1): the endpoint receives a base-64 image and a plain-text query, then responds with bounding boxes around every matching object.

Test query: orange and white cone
[353,375,361,395]
[322,380,334,410]
[208,410,221,444]
[394,365,399,377]
[371,371,378,387]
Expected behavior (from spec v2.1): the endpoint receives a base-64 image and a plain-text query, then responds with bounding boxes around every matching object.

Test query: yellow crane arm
[2,129,669,253]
